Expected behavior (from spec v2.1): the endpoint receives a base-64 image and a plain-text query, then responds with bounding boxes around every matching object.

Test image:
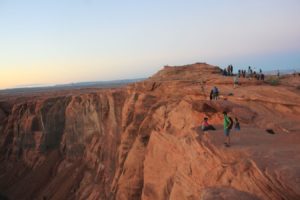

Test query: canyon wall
[0,63,300,200]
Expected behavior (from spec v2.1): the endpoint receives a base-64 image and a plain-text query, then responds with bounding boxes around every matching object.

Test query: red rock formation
[0,63,300,200]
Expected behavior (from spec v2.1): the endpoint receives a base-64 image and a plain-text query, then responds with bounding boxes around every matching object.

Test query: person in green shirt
[223,111,233,147]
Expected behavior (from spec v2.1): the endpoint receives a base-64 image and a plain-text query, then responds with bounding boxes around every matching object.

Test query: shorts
[224,129,230,136]
[235,127,240,131]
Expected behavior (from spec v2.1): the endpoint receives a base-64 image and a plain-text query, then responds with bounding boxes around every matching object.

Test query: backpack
[228,117,233,129]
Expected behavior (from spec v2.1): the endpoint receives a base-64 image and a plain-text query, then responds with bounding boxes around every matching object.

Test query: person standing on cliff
[212,86,219,100]
[233,76,238,88]
[223,111,233,147]
[209,89,213,100]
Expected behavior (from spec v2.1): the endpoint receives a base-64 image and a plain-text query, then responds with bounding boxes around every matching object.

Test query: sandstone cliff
[0,63,300,200]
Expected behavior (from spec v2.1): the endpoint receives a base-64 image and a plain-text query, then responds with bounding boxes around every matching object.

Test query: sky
[0,0,300,89]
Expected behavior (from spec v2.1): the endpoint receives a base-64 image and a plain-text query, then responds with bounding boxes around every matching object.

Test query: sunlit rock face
[1,63,300,200]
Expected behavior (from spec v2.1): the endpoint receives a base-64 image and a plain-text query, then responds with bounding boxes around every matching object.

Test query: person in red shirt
[201,117,216,135]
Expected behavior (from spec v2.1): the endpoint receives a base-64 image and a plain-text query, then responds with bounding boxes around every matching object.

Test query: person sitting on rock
[201,117,215,131]
[201,117,209,131]
[201,117,216,135]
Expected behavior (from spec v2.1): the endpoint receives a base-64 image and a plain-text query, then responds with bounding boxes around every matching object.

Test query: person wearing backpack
[223,111,233,147]
[212,86,219,100]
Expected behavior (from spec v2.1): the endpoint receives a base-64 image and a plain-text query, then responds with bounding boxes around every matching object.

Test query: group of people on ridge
[237,66,265,80]
[222,65,266,81]
[202,64,273,147]
[221,65,234,76]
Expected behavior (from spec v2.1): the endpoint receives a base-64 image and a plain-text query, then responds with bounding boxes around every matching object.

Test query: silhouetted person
[209,89,213,100]
[223,68,228,76]
[248,66,251,75]
[227,65,231,76]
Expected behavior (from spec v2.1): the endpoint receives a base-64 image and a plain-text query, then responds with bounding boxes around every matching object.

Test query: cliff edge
[0,63,300,200]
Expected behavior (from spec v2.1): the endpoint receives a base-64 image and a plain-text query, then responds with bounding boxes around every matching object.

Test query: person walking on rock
[223,111,233,147]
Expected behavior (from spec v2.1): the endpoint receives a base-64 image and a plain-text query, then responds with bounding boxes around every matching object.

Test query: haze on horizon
[0,0,300,89]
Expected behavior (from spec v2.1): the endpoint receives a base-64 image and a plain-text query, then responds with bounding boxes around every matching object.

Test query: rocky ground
[0,63,300,200]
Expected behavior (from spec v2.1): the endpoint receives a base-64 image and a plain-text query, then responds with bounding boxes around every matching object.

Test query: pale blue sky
[0,0,300,88]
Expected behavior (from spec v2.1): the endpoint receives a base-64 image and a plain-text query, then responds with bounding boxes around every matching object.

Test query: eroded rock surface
[0,63,300,200]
